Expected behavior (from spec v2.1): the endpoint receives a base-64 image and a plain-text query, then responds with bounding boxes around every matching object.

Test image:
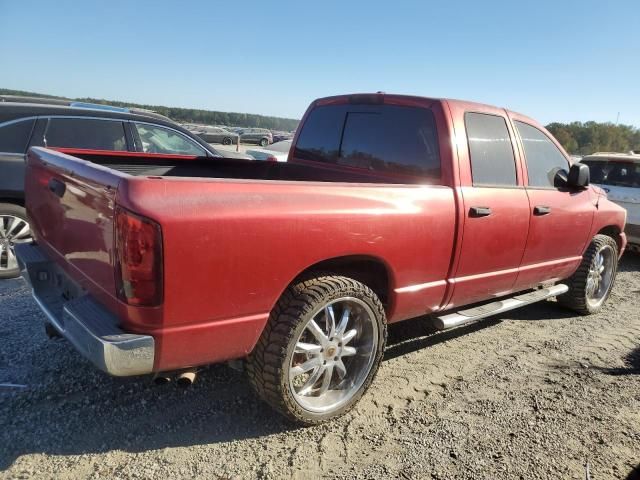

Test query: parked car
[17,93,626,425]
[238,128,272,146]
[581,152,640,252]
[0,102,252,278]
[272,132,293,143]
[246,139,292,162]
[189,125,239,145]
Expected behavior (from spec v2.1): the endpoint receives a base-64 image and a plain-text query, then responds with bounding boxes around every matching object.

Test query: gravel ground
[1,254,639,479]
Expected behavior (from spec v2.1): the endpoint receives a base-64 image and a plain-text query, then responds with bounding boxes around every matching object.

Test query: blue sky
[1,0,639,126]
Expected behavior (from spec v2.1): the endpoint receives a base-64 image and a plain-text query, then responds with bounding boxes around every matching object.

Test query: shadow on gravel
[626,465,640,480]
[619,251,640,273]
[0,361,300,470]
[385,316,502,361]
[596,344,640,376]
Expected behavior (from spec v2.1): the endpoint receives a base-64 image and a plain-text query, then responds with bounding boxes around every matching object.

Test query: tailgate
[25,147,127,295]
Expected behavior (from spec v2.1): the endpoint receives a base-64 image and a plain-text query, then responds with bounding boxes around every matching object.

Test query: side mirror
[567,162,590,188]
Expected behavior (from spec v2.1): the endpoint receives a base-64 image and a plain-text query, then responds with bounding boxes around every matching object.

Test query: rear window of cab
[293,104,441,183]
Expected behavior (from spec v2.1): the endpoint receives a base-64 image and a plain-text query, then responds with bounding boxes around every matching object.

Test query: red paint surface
[25,94,628,372]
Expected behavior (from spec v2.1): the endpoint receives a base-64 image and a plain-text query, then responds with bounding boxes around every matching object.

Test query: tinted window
[465,112,517,186]
[515,121,569,188]
[46,118,127,151]
[582,160,640,188]
[294,104,440,182]
[134,123,206,155]
[0,119,35,153]
[294,105,344,163]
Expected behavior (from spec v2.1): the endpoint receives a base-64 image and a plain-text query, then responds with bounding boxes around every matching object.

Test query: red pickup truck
[17,93,627,424]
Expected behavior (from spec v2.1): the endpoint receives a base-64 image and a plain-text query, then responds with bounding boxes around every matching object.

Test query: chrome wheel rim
[288,297,378,414]
[0,215,32,272]
[586,244,615,308]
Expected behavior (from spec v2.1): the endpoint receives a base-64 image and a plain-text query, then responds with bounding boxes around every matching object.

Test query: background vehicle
[0,101,252,278]
[188,125,238,145]
[582,152,640,251]
[271,132,293,143]
[238,128,272,146]
[18,93,626,425]
[246,139,292,162]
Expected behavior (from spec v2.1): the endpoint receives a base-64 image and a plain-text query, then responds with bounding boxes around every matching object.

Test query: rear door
[447,106,531,308]
[511,119,594,290]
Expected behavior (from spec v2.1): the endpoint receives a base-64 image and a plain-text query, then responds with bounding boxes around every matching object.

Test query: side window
[294,104,441,182]
[0,119,36,153]
[465,112,517,186]
[514,121,569,188]
[133,123,206,156]
[294,105,345,163]
[46,118,127,151]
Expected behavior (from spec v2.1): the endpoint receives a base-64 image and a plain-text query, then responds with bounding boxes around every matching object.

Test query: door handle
[469,206,492,217]
[533,205,551,215]
[48,178,66,198]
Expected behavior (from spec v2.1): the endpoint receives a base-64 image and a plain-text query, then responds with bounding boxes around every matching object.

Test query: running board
[433,284,569,330]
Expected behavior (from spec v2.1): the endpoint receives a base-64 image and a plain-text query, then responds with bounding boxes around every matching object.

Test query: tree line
[0,88,300,132]
[546,121,640,155]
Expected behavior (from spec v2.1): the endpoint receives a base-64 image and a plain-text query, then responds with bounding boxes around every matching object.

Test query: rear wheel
[222,137,232,145]
[259,138,269,147]
[247,275,387,425]
[0,203,32,279]
[558,234,618,314]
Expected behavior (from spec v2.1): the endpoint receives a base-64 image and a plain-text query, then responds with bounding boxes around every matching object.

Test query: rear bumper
[15,244,155,376]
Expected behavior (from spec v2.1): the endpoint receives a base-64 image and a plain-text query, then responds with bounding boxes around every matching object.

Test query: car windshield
[583,160,640,188]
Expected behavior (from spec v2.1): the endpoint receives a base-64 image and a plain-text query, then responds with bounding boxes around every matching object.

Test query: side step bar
[433,284,569,330]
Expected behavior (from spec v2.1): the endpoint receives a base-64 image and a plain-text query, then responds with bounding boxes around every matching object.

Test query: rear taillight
[114,207,163,307]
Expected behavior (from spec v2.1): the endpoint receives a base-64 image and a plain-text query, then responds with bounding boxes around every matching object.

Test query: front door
[511,119,595,290]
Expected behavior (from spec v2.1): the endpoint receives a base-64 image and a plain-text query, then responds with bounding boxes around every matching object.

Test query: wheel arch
[597,225,623,252]
[0,196,26,208]
[287,255,394,313]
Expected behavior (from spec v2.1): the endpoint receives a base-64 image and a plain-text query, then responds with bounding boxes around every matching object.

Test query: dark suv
[0,101,251,279]
[238,128,272,146]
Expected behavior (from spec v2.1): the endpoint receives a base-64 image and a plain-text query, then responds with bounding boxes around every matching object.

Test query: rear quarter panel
[116,177,456,369]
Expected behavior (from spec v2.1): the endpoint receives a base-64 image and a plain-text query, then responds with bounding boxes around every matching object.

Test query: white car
[581,152,640,252]
[246,139,292,162]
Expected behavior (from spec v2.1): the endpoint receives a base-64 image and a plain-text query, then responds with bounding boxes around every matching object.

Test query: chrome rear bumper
[15,244,155,376]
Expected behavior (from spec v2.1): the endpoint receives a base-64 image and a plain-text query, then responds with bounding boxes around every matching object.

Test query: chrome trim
[0,116,39,128]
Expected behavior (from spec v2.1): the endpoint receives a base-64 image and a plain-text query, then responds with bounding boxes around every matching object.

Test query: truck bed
[69,150,432,185]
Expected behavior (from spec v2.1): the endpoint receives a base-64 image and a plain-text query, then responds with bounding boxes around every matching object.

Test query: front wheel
[222,137,232,145]
[259,138,269,147]
[558,234,619,315]
[247,275,387,425]
[0,203,32,279]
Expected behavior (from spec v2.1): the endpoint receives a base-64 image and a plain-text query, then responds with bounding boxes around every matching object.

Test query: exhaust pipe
[176,369,197,388]
[153,373,172,385]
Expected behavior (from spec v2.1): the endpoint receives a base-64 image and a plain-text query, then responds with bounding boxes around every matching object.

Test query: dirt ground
[1,254,639,480]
